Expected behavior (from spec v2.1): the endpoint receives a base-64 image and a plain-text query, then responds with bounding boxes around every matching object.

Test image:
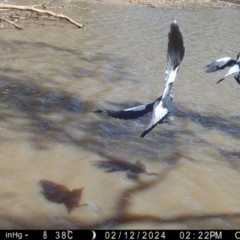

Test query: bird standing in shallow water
[96,20,185,137]
[205,52,240,84]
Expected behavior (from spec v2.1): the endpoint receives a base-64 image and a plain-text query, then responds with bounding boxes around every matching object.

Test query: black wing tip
[170,20,180,34]
[168,20,185,68]
[140,126,154,138]
[140,122,159,138]
[205,67,215,73]
[140,131,147,138]
[95,107,152,120]
[94,108,115,117]
[94,109,104,113]
[216,78,224,84]
[171,20,178,27]
[94,108,111,114]
[170,20,180,36]
[205,62,221,73]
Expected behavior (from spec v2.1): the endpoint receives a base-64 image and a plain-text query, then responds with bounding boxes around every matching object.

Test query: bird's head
[237,52,240,62]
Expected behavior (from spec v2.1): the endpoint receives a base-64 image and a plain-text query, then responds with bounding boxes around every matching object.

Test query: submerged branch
[0,16,23,29]
[0,4,84,29]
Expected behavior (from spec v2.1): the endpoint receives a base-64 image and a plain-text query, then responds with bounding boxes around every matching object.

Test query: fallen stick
[0,4,84,28]
[0,16,23,29]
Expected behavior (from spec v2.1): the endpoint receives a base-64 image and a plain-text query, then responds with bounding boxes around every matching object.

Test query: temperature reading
[55,231,73,239]
[43,231,47,239]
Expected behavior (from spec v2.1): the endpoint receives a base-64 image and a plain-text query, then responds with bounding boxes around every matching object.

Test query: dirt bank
[72,0,239,9]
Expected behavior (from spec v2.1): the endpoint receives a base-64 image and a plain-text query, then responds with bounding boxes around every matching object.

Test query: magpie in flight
[205,52,240,84]
[96,20,185,137]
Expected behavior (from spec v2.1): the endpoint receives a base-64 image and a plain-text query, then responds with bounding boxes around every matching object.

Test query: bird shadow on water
[0,43,240,227]
[70,100,240,228]
[0,74,240,228]
[39,179,87,213]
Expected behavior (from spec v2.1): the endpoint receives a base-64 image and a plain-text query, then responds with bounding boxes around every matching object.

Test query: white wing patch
[224,64,240,78]
[145,101,168,130]
[216,57,231,63]
[162,67,178,99]
[124,104,147,112]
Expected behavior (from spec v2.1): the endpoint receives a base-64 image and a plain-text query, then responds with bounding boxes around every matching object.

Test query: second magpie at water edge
[96,20,185,138]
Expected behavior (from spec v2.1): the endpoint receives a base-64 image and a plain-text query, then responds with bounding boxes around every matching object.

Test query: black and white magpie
[96,20,185,137]
[205,52,240,84]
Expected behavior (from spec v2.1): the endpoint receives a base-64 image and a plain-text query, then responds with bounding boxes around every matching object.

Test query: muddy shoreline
[73,0,239,8]
[2,0,240,10]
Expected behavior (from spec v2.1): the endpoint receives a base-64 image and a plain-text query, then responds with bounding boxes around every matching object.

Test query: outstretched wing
[216,63,240,84]
[94,95,163,120]
[205,57,236,73]
[141,20,185,138]
[163,20,185,97]
[94,102,155,120]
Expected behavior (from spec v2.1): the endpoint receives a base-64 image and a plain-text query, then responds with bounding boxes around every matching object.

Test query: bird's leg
[162,115,174,124]
[167,116,174,125]
[234,75,240,84]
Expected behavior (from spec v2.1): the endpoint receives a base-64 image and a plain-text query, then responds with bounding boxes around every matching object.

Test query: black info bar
[1,230,240,240]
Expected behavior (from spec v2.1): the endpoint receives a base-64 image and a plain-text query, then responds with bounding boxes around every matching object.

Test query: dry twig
[0,16,23,29]
[0,4,84,28]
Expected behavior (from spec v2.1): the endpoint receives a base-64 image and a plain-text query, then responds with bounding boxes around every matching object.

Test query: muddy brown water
[0,1,240,229]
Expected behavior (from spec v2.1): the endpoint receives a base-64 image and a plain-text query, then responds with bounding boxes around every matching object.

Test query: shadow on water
[174,104,240,139]
[0,35,133,146]
[1,39,132,84]
[0,73,96,147]
[92,154,159,179]
[217,149,240,167]
[0,71,240,227]
[39,179,87,213]
[0,36,240,227]
[5,40,80,56]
